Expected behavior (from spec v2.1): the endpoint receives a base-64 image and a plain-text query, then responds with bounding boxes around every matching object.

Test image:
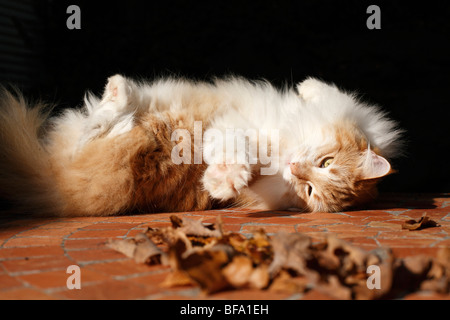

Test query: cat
[0,75,403,217]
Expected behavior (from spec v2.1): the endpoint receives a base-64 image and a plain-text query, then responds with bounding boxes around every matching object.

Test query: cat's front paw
[202,163,251,201]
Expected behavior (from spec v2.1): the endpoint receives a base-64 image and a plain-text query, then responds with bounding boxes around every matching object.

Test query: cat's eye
[320,157,334,168]
[307,185,313,196]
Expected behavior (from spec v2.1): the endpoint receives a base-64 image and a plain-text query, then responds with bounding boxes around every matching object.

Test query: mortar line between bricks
[372,232,383,247]
[62,226,91,264]
[7,266,68,277]
[112,267,170,281]
[41,279,122,296]
[428,237,450,248]
[72,257,128,267]
[1,275,58,298]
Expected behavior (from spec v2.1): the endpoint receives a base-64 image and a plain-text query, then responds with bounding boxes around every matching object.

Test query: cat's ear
[101,74,131,107]
[359,150,392,180]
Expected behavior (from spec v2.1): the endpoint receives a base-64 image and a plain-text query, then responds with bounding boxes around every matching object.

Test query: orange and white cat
[0,75,403,216]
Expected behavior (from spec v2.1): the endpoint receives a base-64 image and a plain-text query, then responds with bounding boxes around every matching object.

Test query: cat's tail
[0,89,65,216]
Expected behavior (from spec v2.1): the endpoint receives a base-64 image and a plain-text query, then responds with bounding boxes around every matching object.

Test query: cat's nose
[290,162,301,177]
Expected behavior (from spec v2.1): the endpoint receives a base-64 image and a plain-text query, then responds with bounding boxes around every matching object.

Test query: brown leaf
[177,247,231,294]
[268,232,311,277]
[317,275,352,300]
[133,233,165,264]
[107,233,166,265]
[170,215,222,238]
[247,264,270,289]
[269,270,309,294]
[161,270,195,288]
[222,255,254,288]
[401,213,440,231]
[106,238,137,259]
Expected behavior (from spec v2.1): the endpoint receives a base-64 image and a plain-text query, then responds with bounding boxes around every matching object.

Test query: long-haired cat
[0,75,403,217]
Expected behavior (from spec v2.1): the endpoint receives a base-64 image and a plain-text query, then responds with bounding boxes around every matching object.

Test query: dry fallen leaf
[222,255,254,288]
[401,213,440,231]
[107,232,166,265]
[170,215,222,238]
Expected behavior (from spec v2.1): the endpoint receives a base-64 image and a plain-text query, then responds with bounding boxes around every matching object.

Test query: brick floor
[0,193,449,300]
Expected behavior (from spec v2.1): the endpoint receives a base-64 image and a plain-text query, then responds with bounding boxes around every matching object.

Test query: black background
[1,0,449,193]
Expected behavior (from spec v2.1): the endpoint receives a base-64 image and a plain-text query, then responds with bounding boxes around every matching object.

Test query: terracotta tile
[4,237,63,248]
[2,256,73,274]
[291,219,343,227]
[257,217,313,225]
[390,247,441,258]
[240,224,296,234]
[377,238,436,248]
[127,269,172,287]
[297,212,350,220]
[334,232,379,241]
[0,229,27,241]
[68,229,128,239]
[0,274,23,290]
[0,246,64,259]
[138,221,172,229]
[366,221,403,230]
[435,239,450,247]
[345,210,393,218]
[295,226,319,233]
[201,216,262,225]
[235,211,290,218]
[36,221,94,229]
[325,224,367,233]
[378,231,444,240]
[63,238,106,250]
[81,222,140,230]
[57,280,155,300]
[106,215,163,223]
[18,268,110,289]
[221,224,243,232]
[0,288,56,300]
[67,248,126,263]
[85,260,157,277]
[16,228,73,237]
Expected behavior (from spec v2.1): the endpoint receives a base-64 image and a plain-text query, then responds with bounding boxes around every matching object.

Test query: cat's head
[284,122,394,212]
[277,77,403,212]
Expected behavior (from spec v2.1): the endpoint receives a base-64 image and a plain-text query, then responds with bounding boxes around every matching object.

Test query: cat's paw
[297,78,326,102]
[100,74,131,112]
[202,163,251,201]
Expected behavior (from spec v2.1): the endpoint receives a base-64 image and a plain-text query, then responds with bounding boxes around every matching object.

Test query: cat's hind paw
[98,74,133,112]
[297,77,327,102]
[202,163,251,201]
